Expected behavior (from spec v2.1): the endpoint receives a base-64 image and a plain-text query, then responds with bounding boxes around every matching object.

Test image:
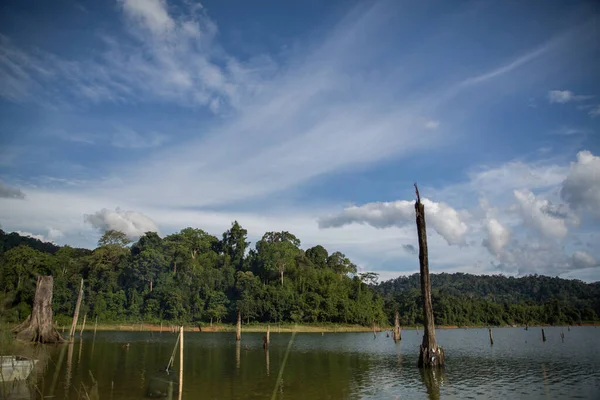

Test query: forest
[1,227,598,327]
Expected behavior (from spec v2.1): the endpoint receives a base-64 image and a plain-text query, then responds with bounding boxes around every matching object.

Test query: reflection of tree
[420,367,445,400]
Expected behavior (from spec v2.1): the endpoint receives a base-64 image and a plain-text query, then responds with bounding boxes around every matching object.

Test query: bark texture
[393,311,402,342]
[13,276,64,343]
[235,311,241,341]
[415,184,444,368]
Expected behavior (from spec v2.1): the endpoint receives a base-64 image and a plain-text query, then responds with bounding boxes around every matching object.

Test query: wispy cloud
[589,105,600,118]
[547,90,594,103]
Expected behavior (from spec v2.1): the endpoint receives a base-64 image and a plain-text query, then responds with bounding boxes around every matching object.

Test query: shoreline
[53,322,600,334]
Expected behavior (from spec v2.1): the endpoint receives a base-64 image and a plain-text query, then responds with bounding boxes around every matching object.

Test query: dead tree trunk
[393,311,402,342]
[488,328,494,345]
[414,184,444,368]
[69,278,84,339]
[13,276,64,343]
[266,325,270,345]
[236,311,241,341]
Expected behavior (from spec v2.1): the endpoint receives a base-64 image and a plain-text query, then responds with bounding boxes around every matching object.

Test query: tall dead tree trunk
[393,311,402,342]
[69,278,84,339]
[13,276,64,343]
[414,184,444,368]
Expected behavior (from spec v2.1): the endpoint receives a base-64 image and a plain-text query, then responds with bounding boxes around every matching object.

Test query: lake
[3,326,600,399]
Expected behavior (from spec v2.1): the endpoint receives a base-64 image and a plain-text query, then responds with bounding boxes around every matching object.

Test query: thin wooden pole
[561,327,565,342]
[488,328,494,345]
[79,313,87,337]
[373,321,377,339]
[178,326,183,400]
[266,325,270,345]
[69,278,84,339]
[94,316,98,337]
[414,184,444,368]
[236,311,241,341]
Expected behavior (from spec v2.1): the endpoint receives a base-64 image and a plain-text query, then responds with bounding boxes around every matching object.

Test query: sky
[0,0,599,283]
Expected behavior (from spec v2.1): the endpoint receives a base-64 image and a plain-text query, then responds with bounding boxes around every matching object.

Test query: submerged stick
[542,328,546,342]
[488,328,494,346]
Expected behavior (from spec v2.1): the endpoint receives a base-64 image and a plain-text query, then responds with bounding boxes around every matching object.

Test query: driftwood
[414,184,444,368]
[13,276,64,343]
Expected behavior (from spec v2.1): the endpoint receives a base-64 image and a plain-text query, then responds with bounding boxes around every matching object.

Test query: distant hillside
[375,272,600,326]
[0,229,61,254]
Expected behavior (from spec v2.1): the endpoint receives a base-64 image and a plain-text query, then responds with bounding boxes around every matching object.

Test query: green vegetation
[377,273,600,326]
[0,226,385,326]
[2,228,598,328]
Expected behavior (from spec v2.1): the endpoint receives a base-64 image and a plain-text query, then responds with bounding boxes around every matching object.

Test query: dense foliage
[0,226,385,326]
[2,228,598,327]
[377,273,600,326]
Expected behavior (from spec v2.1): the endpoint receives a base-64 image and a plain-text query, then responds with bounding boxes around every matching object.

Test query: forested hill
[0,225,385,326]
[376,273,600,326]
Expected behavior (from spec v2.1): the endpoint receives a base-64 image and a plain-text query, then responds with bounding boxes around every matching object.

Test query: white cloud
[513,189,569,239]
[110,127,168,149]
[547,90,593,104]
[13,227,64,244]
[560,150,600,217]
[119,0,175,35]
[83,207,159,239]
[482,217,510,258]
[424,120,439,129]
[589,105,600,118]
[318,198,468,246]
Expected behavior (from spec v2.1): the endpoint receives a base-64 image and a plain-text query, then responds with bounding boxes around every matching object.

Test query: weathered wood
[12,276,64,343]
[266,325,270,344]
[542,328,546,342]
[488,328,494,345]
[236,311,241,341]
[178,326,183,400]
[69,278,84,339]
[94,316,98,337]
[373,321,377,339]
[393,311,402,342]
[80,313,87,337]
[263,335,269,350]
[414,184,444,368]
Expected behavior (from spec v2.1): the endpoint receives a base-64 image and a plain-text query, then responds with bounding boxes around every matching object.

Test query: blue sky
[1,0,599,282]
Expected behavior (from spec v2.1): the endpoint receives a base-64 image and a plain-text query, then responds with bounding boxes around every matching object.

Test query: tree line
[1,228,598,327]
[0,226,385,326]
[377,272,600,326]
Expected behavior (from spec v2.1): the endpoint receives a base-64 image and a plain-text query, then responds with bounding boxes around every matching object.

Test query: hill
[376,272,600,326]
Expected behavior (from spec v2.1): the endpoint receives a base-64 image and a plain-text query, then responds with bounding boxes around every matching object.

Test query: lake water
[2,326,600,399]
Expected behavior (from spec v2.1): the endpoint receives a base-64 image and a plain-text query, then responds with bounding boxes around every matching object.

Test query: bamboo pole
[178,326,183,400]
[236,311,241,341]
[79,313,87,337]
[488,328,494,345]
[69,278,84,339]
[414,184,444,368]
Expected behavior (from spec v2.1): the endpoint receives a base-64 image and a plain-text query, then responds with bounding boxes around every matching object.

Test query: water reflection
[25,327,600,399]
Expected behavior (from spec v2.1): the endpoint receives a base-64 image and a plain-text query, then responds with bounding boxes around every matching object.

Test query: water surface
[3,326,599,399]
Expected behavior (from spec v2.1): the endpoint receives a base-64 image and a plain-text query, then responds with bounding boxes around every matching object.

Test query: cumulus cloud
[13,227,64,244]
[482,217,510,258]
[513,189,569,239]
[318,198,468,246]
[547,90,593,104]
[571,250,598,270]
[84,208,159,239]
[560,150,600,217]
[0,181,26,199]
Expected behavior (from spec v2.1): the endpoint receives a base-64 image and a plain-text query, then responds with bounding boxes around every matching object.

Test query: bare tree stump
[489,328,494,345]
[12,276,64,343]
[393,311,402,342]
[414,184,445,368]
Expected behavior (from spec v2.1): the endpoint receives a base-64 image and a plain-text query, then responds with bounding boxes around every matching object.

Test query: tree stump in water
[235,311,241,341]
[13,276,64,343]
[393,311,402,342]
[414,184,444,368]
